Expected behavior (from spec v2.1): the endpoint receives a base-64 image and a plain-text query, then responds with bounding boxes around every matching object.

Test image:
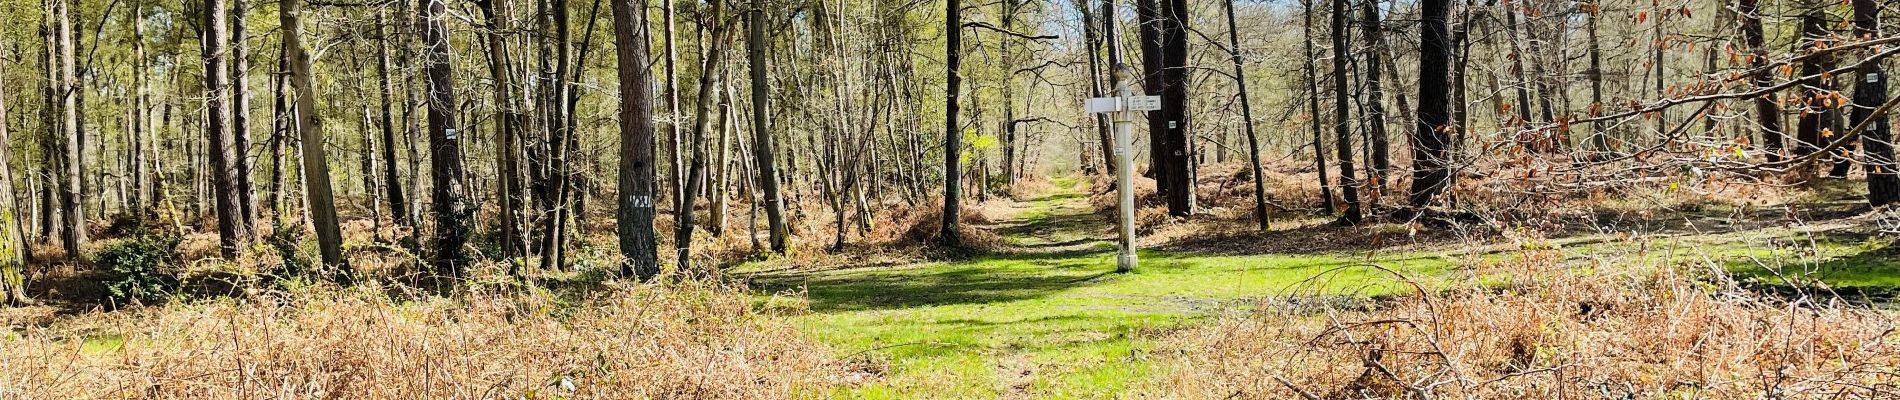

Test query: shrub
[96,230,183,305]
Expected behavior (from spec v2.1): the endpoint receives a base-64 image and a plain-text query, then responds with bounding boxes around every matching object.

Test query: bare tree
[1222,0,1269,230]
[1329,0,1362,223]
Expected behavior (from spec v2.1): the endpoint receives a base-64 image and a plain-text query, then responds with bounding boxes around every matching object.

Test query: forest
[2,0,1900,396]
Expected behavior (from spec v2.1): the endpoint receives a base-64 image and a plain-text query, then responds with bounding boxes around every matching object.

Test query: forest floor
[741,177,1900,398]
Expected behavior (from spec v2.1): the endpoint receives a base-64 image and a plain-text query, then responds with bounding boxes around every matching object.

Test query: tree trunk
[663,0,683,215]
[613,0,659,278]
[269,49,287,225]
[282,0,347,272]
[475,0,524,265]
[51,0,85,256]
[1329,0,1361,223]
[420,0,472,275]
[1360,0,1391,189]
[1302,0,1334,214]
[1409,0,1454,207]
[1136,0,1166,195]
[1224,0,1269,230]
[1159,0,1194,216]
[940,0,964,246]
[1739,0,1783,162]
[204,0,245,258]
[1082,0,1116,175]
[0,48,28,304]
[675,0,730,269]
[132,0,152,215]
[1852,0,1897,206]
[1794,1,1835,171]
[231,0,257,225]
[375,10,414,228]
[746,3,789,253]
[1584,0,1609,154]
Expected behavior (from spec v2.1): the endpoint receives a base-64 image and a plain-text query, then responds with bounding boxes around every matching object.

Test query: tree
[420,0,473,275]
[1301,0,1334,214]
[231,0,257,224]
[474,0,524,265]
[1793,1,1836,174]
[1222,0,1269,230]
[1,48,29,304]
[374,10,412,229]
[1157,0,1194,217]
[1329,0,1362,223]
[204,0,247,258]
[614,0,659,278]
[675,0,731,269]
[131,0,152,214]
[50,0,85,256]
[1851,0,1896,206]
[747,1,789,253]
[1360,0,1390,188]
[282,0,347,272]
[940,0,964,246]
[1739,0,1783,162]
[1409,0,1453,208]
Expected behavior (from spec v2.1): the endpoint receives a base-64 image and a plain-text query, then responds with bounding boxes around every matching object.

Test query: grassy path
[745,179,1454,398]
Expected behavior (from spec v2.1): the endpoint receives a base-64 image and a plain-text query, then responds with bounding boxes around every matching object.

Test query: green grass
[742,179,1453,398]
[742,177,1900,397]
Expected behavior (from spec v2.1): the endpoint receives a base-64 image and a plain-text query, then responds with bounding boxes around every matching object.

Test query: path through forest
[744,179,1453,398]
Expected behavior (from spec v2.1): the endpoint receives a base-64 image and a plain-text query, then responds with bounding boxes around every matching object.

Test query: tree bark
[1794,1,1836,170]
[940,0,964,246]
[1360,0,1391,189]
[613,0,660,278]
[204,0,246,258]
[51,0,85,255]
[375,10,413,228]
[420,0,473,275]
[1409,0,1454,207]
[746,3,789,253]
[1851,0,1897,206]
[1302,0,1334,214]
[282,0,347,272]
[1329,0,1361,223]
[1739,0,1784,162]
[1222,0,1269,230]
[1159,0,1194,216]
[475,0,524,265]
[231,0,257,224]
[132,0,152,215]
[0,47,28,304]
[675,0,729,269]
[1082,0,1116,175]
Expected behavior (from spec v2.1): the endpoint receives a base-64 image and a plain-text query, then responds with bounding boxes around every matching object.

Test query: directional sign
[1127,95,1162,111]
[1087,95,1163,113]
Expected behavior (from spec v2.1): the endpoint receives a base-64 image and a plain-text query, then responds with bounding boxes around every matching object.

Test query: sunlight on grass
[743,180,1454,398]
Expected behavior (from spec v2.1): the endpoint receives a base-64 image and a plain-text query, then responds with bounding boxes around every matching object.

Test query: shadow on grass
[1726,232,1900,303]
[749,249,1120,312]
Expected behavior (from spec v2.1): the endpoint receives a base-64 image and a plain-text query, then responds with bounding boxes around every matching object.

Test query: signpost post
[1089,2,1151,273]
